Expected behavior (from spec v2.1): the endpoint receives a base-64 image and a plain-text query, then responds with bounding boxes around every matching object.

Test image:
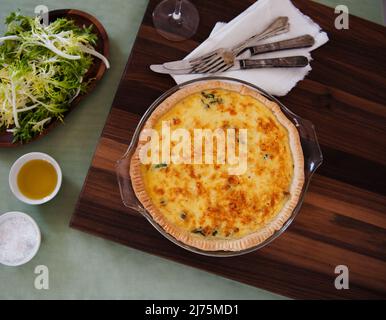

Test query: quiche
[130,81,304,251]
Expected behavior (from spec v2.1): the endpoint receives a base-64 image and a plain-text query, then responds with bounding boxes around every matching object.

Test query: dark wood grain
[70,0,386,299]
[0,9,109,147]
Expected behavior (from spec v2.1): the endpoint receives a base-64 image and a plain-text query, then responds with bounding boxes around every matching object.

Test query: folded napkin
[172,0,329,96]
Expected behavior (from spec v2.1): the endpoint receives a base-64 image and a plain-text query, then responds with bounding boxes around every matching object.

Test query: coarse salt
[0,215,38,265]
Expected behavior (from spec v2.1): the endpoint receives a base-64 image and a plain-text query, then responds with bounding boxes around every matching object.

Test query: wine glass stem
[172,0,183,20]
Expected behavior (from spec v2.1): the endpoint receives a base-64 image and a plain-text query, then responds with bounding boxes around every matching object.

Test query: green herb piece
[154,163,168,169]
[210,98,223,104]
[201,92,214,99]
[201,91,223,108]
[191,227,206,236]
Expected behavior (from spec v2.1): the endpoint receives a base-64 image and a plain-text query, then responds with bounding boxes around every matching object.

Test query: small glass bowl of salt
[0,212,41,266]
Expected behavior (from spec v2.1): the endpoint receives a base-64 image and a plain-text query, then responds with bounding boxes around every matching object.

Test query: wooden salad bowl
[0,9,109,147]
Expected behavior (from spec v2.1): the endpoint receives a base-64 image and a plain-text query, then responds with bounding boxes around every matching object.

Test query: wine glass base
[153,0,200,42]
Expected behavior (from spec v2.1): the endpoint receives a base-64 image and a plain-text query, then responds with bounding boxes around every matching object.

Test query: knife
[150,56,309,75]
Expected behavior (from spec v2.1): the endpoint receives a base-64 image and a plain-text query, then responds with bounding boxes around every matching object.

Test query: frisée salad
[0,11,109,143]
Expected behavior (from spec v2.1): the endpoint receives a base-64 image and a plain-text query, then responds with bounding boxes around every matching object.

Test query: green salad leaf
[0,11,109,143]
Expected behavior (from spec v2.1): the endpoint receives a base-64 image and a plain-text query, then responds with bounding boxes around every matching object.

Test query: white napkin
[172,0,329,96]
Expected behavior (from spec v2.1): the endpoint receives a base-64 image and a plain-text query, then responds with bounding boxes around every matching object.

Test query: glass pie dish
[116,76,323,257]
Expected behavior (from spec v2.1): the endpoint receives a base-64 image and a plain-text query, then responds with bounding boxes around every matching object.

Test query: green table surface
[0,0,383,300]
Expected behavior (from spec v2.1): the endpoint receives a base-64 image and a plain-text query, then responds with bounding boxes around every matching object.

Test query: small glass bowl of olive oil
[9,152,62,205]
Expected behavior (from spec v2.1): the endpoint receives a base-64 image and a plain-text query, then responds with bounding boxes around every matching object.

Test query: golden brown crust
[130,80,304,251]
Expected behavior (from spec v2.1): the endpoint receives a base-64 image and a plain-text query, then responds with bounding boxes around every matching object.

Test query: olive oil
[17,160,58,200]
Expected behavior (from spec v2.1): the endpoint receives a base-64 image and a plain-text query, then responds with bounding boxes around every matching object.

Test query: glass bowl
[116,76,323,257]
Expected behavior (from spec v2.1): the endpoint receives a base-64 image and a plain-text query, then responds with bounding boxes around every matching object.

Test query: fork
[191,34,315,73]
[164,16,290,71]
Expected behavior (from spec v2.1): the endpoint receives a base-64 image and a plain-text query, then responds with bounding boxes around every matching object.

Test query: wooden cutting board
[70,0,386,299]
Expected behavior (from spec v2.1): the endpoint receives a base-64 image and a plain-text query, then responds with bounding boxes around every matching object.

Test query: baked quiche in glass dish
[117,77,322,256]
